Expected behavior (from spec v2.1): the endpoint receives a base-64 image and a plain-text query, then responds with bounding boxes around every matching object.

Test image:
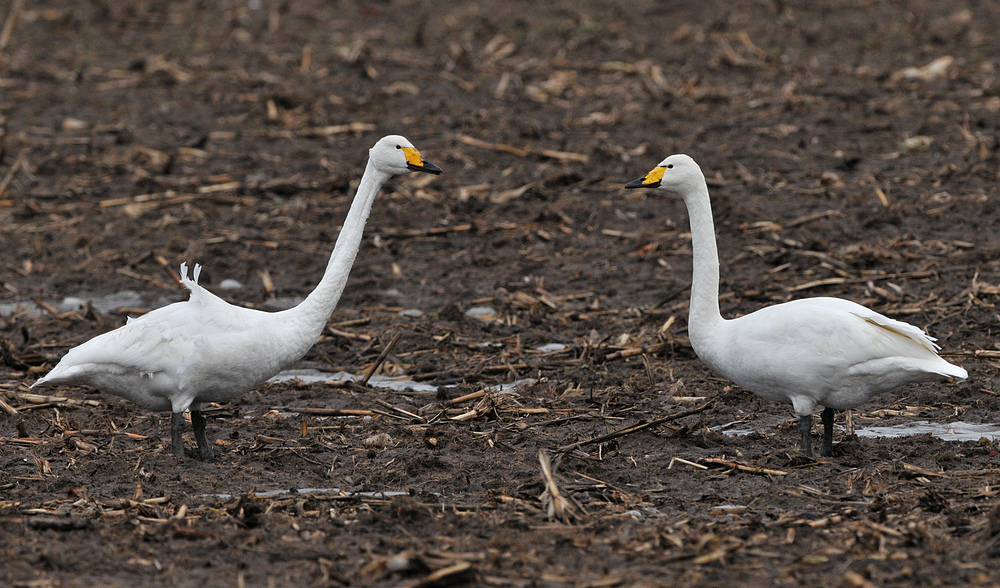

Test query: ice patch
[1,291,180,317]
[207,487,411,500]
[0,302,43,317]
[488,378,536,392]
[261,296,304,311]
[855,421,1000,442]
[465,306,497,320]
[269,368,437,393]
[535,343,567,353]
[58,291,145,313]
[720,418,1000,443]
[270,369,535,396]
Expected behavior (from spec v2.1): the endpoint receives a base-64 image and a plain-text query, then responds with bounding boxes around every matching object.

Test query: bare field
[3,1,1000,585]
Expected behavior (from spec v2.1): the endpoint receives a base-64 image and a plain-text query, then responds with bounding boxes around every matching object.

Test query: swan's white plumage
[31,135,442,459]
[626,153,966,455]
[34,262,295,413]
[701,297,965,416]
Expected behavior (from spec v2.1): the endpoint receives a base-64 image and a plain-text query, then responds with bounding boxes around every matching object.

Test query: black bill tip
[409,161,443,175]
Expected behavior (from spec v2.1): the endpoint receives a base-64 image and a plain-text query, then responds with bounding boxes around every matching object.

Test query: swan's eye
[396,145,402,149]
[667,164,673,169]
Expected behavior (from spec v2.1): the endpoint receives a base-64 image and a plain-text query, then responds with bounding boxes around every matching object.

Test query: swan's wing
[33,306,201,386]
[840,306,938,354]
[726,297,964,383]
[34,262,300,395]
[34,264,230,386]
[760,298,939,355]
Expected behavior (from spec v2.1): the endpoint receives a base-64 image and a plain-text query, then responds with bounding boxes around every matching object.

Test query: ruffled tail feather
[178,262,203,290]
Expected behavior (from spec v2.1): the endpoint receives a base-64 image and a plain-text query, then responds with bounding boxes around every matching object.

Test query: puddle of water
[717,416,787,437]
[268,369,437,393]
[465,306,497,320]
[487,378,536,392]
[59,291,146,314]
[721,418,1000,443]
[261,296,304,311]
[712,420,754,436]
[1,291,182,317]
[0,301,44,317]
[207,487,412,500]
[271,369,535,396]
[535,343,567,353]
[855,421,1000,442]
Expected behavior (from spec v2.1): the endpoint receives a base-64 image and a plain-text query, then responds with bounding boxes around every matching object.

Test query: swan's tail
[31,364,87,388]
[934,360,968,381]
[857,314,940,354]
[178,262,203,290]
[907,355,968,382]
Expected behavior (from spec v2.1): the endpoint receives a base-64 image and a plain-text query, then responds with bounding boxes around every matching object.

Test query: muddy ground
[2,0,1000,585]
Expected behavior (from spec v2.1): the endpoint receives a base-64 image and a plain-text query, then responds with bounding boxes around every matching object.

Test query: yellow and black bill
[625,166,665,189]
[402,147,443,175]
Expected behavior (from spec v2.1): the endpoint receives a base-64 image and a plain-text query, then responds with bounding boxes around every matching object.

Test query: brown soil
[3,0,1000,586]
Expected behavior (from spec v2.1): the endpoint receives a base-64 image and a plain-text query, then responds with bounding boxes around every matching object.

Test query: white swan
[625,154,967,456]
[31,135,442,460]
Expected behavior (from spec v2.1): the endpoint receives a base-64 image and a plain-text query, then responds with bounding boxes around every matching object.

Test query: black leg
[170,411,185,457]
[798,414,813,457]
[191,409,215,461]
[820,407,835,457]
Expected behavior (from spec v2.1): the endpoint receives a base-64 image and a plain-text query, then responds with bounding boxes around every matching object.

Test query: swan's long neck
[285,159,390,340]
[683,180,726,344]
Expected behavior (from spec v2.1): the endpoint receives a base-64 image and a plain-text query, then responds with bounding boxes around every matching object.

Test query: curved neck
[683,181,724,334]
[286,159,390,331]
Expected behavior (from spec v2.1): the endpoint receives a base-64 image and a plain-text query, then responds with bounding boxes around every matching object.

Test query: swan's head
[369,134,442,176]
[624,154,704,195]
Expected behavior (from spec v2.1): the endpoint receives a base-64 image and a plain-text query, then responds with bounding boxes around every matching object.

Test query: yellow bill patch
[642,166,666,186]
[402,147,425,167]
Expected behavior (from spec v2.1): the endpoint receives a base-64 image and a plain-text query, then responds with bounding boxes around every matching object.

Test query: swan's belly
[708,353,940,412]
[87,363,280,412]
[87,373,176,412]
